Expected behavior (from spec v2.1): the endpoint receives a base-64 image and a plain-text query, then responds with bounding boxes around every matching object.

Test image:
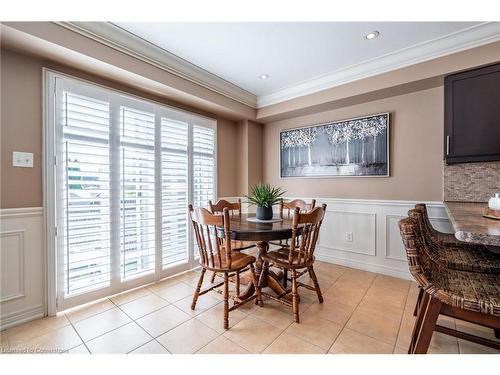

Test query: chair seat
[231,240,256,251]
[439,244,500,274]
[261,247,314,269]
[206,250,256,272]
[423,266,500,316]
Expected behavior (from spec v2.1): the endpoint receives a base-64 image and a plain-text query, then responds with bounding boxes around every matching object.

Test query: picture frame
[280,112,390,178]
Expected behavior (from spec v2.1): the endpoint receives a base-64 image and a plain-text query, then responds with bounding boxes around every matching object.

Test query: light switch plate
[12,152,34,168]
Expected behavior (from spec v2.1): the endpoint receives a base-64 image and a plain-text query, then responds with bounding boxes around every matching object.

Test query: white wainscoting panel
[319,210,376,256]
[0,230,26,302]
[0,207,45,330]
[221,197,451,280]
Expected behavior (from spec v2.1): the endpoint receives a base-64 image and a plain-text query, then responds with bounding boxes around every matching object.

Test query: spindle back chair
[189,205,260,329]
[258,204,327,323]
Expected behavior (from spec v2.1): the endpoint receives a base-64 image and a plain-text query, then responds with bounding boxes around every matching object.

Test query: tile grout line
[325,273,378,354]
[392,281,412,353]
[268,266,353,352]
[130,292,223,353]
[105,297,159,354]
[191,312,239,354]
[65,300,117,326]
[64,311,92,354]
[341,283,409,350]
[216,331,252,354]
[257,268,348,354]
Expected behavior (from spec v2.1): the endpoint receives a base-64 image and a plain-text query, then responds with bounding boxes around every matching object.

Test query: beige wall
[235,120,264,196]
[247,120,263,191]
[0,48,239,208]
[263,87,444,201]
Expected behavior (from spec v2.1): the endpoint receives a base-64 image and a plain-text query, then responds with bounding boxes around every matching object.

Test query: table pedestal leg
[239,240,286,300]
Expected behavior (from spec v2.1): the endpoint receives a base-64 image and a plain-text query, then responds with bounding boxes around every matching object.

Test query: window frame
[44,69,217,313]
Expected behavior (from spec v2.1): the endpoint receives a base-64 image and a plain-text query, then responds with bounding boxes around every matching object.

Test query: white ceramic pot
[488,193,500,210]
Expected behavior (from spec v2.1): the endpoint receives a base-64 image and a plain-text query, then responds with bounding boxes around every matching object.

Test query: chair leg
[223,272,229,330]
[291,270,300,323]
[249,264,262,306]
[191,268,206,310]
[256,261,267,306]
[308,266,323,303]
[282,268,288,289]
[235,271,240,297]
[210,271,217,283]
[408,291,429,354]
[412,296,442,354]
[413,286,424,317]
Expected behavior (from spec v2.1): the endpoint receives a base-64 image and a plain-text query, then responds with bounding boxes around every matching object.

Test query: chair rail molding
[220,196,452,280]
[0,207,45,330]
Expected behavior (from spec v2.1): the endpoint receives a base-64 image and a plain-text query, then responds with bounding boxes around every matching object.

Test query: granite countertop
[444,201,500,247]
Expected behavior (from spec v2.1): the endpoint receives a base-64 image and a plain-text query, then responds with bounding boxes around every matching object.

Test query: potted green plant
[245,183,285,220]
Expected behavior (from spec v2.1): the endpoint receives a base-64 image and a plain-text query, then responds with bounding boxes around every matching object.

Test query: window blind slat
[161,119,189,267]
[120,107,156,280]
[62,93,111,295]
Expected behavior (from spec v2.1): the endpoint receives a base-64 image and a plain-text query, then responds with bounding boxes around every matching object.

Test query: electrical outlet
[12,151,34,168]
[345,231,353,242]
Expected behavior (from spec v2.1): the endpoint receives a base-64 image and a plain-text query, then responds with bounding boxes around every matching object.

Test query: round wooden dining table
[220,213,303,300]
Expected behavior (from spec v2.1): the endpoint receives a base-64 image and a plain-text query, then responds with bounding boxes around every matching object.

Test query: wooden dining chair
[208,199,257,285]
[208,198,256,251]
[399,211,500,354]
[272,198,317,286]
[257,204,327,323]
[189,204,260,329]
[279,198,316,219]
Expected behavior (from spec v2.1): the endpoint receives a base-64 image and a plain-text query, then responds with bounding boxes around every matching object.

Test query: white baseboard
[315,251,413,280]
[0,305,45,331]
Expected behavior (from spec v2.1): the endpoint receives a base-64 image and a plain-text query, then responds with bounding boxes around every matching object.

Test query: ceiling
[62,21,500,107]
[115,22,480,96]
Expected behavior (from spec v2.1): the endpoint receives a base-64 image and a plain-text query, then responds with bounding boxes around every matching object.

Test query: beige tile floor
[1,261,499,354]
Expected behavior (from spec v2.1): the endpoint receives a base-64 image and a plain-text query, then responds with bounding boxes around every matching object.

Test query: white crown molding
[257,22,500,108]
[53,22,500,110]
[55,22,258,108]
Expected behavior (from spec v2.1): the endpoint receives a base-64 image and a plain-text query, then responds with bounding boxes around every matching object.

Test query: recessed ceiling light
[365,31,380,40]
[259,74,270,80]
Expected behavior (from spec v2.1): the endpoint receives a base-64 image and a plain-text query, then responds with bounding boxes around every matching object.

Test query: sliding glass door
[47,72,216,310]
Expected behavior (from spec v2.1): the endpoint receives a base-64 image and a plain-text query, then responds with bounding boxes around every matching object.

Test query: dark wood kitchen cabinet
[444,62,500,164]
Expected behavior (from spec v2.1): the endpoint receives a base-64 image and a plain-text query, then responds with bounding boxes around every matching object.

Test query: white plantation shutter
[120,107,156,279]
[161,118,189,266]
[193,125,216,208]
[50,73,216,309]
[62,92,111,295]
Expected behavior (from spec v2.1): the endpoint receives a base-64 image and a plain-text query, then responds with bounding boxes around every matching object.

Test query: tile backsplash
[443,161,500,202]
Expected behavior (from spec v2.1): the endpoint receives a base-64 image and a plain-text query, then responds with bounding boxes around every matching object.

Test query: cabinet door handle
[446,135,450,155]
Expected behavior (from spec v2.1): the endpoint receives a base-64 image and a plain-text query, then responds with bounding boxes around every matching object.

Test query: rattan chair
[257,204,327,323]
[189,205,260,329]
[411,204,500,316]
[399,210,500,354]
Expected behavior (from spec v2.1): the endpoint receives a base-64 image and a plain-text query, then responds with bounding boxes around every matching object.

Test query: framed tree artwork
[280,113,390,178]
